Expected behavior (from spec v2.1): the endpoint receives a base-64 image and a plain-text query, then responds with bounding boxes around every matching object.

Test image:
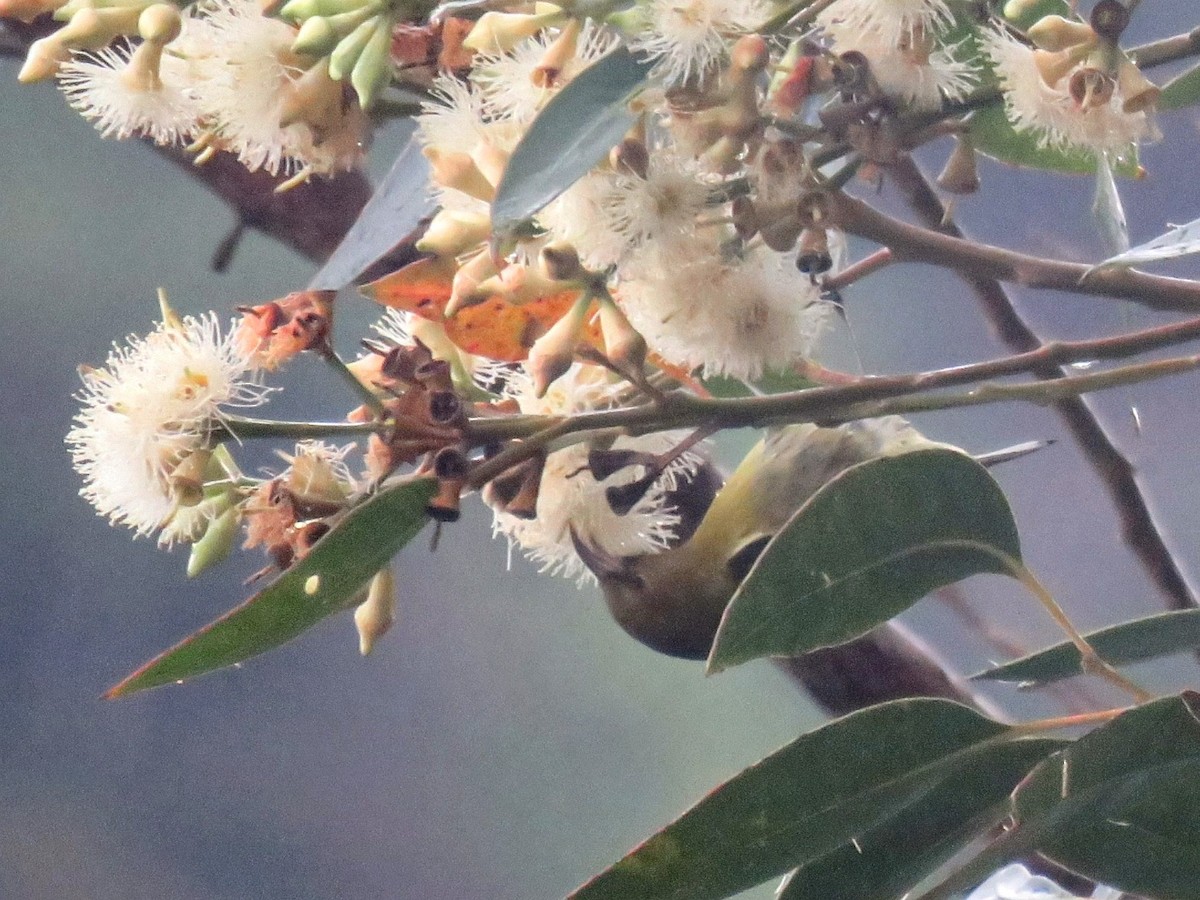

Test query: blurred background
[4,5,1200,896]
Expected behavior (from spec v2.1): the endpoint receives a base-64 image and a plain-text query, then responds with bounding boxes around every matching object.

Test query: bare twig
[888,156,1200,615]
[829,190,1200,314]
[1130,26,1200,69]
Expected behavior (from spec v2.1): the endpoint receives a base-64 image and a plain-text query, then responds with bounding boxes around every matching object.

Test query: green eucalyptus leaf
[969,105,1140,177]
[490,46,653,237]
[1095,214,1200,270]
[778,737,1064,900]
[701,370,820,398]
[1159,62,1200,110]
[973,608,1200,685]
[708,449,1020,672]
[307,131,435,291]
[106,477,437,698]
[569,699,1034,900]
[1011,693,1200,898]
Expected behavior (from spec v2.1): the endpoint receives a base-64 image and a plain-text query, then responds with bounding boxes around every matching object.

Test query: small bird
[573,417,1044,714]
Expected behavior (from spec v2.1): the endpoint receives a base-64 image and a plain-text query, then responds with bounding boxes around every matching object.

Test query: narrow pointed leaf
[973,608,1200,684]
[708,449,1020,672]
[569,699,1034,900]
[1159,62,1200,110]
[969,104,1139,177]
[1096,215,1200,269]
[1010,693,1200,898]
[308,131,435,291]
[778,737,1063,900]
[107,477,437,698]
[1092,152,1129,257]
[490,46,652,236]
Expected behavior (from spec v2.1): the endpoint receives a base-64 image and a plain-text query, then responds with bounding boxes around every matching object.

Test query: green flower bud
[186,503,240,578]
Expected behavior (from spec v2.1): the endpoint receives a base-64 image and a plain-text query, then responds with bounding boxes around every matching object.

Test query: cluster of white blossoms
[66,310,266,544]
[982,16,1159,161]
[816,0,976,111]
[489,364,702,584]
[19,0,368,185]
[55,0,1166,599]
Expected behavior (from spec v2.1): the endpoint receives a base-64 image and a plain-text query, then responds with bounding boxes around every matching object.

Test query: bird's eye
[727,535,771,583]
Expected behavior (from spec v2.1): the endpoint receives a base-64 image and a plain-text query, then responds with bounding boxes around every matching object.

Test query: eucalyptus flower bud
[350,18,392,109]
[533,18,580,88]
[423,148,496,203]
[598,298,647,374]
[447,246,499,316]
[462,10,561,53]
[416,210,490,258]
[1117,59,1161,114]
[527,296,589,397]
[1026,15,1095,52]
[292,16,340,56]
[138,3,181,42]
[354,567,396,655]
[1033,48,1083,88]
[328,15,380,81]
[186,503,240,578]
[936,136,980,195]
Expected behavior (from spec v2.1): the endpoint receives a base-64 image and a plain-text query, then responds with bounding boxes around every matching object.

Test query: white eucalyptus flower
[472,21,617,124]
[490,365,699,584]
[816,0,955,50]
[58,41,200,145]
[982,27,1156,160]
[630,0,770,85]
[67,312,266,542]
[617,237,833,380]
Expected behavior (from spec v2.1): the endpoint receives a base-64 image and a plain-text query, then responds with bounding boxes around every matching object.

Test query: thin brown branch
[1130,26,1200,70]
[468,314,1200,446]
[888,155,1200,614]
[829,190,1200,314]
[1,17,372,264]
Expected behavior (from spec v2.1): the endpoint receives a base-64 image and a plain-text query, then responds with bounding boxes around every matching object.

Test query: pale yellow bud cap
[138,3,181,43]
[1026,15,1096,52]
[354,567,396,655]
[415,209,490,258]
[527,296,589,397]
[462,10,560,53]
[423,147,496,203]
[1116,58,1161,114]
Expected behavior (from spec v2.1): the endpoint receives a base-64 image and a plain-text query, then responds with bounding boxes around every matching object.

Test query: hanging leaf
[969,105,1140,177]
[777,737,1064,900]
[360,256,596,361]
[569,699,1048,900]
[1092,152,1129,257]
[490,46,653,237]
[973,608,1200,685]
[1159,62,1200,110]
[1094,215,1200,269]
[1010,694,1200,898]
[106,477,437,698]
[308,131,435,291]
[708,449,1020,673]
